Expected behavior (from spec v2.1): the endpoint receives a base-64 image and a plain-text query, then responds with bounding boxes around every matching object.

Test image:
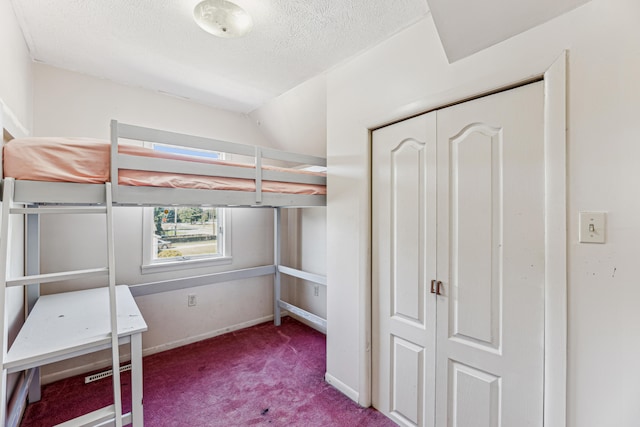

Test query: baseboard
[325,372,359,403]
[42,315,276,384]
[142,314,275,356]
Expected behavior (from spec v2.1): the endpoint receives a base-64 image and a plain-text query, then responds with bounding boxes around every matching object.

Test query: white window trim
[141,207,232,274]
[140,140,232,274]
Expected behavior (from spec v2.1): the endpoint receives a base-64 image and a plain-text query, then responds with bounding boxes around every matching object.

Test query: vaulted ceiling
[9,0,590,114]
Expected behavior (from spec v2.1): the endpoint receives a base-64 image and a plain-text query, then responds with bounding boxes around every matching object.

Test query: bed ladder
[0,178,124,427]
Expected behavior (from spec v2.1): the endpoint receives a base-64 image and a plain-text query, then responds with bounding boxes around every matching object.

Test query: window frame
[141,206,232,274]
[140,141,233,274]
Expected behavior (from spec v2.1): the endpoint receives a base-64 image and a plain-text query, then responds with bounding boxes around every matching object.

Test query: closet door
[435,81,545,427]
[372,112,437,427]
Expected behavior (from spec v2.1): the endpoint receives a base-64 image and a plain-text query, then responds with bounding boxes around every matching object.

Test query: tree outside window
[153,207,222,260]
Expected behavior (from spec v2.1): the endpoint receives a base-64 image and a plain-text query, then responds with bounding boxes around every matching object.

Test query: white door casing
[372,81,546,427]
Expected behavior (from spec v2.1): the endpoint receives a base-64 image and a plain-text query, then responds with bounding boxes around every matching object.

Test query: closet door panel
[436,82,545,427]
[392,336,425,425]
[449,361,500,427]
[392,141,427,324]
[373,81,545,427]
[372,112,437,427]
[449,126,502,350]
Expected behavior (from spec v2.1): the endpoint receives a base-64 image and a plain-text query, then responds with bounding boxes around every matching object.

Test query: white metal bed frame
[0,120,327,426]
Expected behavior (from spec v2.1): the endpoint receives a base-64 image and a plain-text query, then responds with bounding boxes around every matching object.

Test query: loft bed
[0,120,327,427]
[2,120,327,207]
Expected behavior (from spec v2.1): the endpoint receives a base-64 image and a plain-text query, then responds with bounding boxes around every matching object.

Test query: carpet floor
[20,317,395,426]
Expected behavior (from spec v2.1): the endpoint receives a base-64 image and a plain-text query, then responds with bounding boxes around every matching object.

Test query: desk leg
[27,367,41,402]
[130,333,143,427]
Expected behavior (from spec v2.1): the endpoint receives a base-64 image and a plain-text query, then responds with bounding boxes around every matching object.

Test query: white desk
[5,285,147,426]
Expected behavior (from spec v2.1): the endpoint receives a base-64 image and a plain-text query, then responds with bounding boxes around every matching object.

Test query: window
[142,206,231,273]
[141,144,232,273]
[154,206,221,257]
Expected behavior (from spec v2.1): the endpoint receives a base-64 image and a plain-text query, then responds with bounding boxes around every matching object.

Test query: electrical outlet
[187,294,197,307]
[314,285,319,297]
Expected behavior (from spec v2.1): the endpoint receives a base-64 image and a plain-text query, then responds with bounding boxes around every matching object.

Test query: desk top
[4,285,147,371]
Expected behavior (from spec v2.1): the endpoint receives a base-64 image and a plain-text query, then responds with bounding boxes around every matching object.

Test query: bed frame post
[0,178,14,427]
[255,147,263,205]
[104,182,124,427]
[274,208,281,326]
[25,211,41,403]
[1,109,4,180]
[110,120,119,203]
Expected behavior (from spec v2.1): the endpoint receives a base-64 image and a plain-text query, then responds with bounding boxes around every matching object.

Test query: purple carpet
[20,317,394,426]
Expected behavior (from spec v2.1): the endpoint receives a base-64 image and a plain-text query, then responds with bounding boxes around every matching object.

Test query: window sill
[141,256,233,274]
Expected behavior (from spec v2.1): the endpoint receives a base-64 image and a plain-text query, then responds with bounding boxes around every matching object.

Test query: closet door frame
[365,51,567,427]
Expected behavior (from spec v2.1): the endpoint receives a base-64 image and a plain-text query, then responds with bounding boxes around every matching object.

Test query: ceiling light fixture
[193,0,253,38]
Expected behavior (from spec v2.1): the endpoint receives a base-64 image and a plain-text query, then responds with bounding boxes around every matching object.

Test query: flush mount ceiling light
[193,0,253,38]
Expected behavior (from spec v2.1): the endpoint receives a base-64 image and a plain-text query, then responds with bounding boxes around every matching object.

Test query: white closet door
[372,112,437,427]
[435,81,545,427]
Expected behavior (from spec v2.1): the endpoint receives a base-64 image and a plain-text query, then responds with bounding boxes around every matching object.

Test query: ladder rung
[6,268,109,287]
[54,404,116,426]
[278,299,327,330]
[10,207,107,215]
[278,265,327,286]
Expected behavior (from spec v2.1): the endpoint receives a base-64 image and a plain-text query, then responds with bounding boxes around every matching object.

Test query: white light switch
[579,211,606,243]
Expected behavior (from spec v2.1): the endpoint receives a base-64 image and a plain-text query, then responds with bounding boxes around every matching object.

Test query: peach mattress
[3,137,326,195]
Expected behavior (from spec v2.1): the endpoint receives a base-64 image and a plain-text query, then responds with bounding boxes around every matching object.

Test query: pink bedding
[3,137,326,195]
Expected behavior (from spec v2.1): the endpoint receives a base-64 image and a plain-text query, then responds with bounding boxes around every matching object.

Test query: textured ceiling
[10,0,429,113]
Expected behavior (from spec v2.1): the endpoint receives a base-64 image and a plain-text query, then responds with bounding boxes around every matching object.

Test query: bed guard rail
[110,120,326,206]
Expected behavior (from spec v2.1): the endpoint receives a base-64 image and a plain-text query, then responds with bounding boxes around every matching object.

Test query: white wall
[250,75,328,327]
[32,63,284,382]
[0,0,33,135]
[249,74,327,158]
[296,208,327,320]
[0,0,33,411]
[325,0,640,426]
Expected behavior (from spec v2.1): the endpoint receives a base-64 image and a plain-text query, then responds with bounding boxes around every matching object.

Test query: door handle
[430,280,443,295]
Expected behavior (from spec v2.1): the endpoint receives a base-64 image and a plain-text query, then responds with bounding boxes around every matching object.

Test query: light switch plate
[579,211,606,243]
